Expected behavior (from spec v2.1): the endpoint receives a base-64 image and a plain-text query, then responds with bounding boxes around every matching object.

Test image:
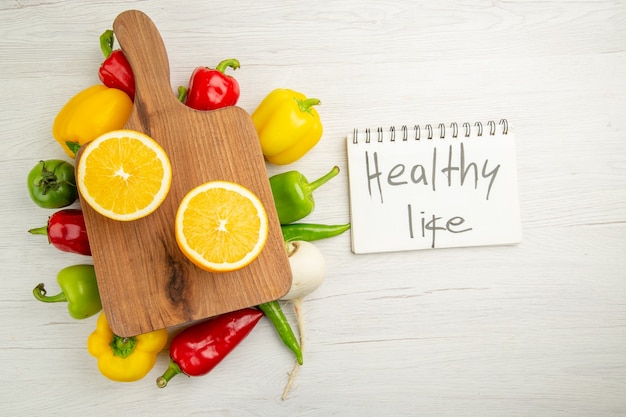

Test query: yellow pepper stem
[110,334,137,358]
[296,97,320,114]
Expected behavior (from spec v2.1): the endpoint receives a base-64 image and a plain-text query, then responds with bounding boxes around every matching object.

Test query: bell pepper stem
[177,86,188,103]
[66,141,82,156]
[35,160,76,195]
[215,58,240,74]
[307,166,340,193]
[99,29,115,59]
[156,359,184,388]
[28,226,48,236]
[296,97,321,114]
[110,334,137,358]
[33,283,67,303]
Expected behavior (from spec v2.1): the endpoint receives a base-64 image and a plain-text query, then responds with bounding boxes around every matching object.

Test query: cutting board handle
[113,10,178,106]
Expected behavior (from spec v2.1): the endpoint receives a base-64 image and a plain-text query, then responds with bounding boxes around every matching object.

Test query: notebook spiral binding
[352,118,509,144]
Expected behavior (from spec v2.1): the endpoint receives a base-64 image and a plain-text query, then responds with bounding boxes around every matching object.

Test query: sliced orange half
[175,181,269,272]
[76,129,172,221]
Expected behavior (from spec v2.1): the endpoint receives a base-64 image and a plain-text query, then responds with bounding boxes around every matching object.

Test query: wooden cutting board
[76,9,292,337]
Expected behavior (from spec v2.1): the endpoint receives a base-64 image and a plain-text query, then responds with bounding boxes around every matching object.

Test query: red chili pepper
[98,30,135,101]
[156,307,263,388]
[180,59,241,110]
[28,209,91,256]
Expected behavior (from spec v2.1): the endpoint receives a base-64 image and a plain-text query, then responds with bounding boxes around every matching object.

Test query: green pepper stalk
[270,166,340,225]
[281,223,350,242]
[258,301,303,365]
[32,264,102,319]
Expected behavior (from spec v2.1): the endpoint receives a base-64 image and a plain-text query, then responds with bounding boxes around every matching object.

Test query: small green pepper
[281,223,351,242]
[258,301,303,365]
[270,166,339,225]
[27,159,78,208]
[33,264,102,319]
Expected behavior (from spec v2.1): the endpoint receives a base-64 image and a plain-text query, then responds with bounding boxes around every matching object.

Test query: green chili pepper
[281,223,351,242]
[258,301,303,365]
[270,166,339,225]
[33,264,102,319]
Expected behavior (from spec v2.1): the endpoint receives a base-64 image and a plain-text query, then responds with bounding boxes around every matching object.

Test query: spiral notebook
[346,119,522,254]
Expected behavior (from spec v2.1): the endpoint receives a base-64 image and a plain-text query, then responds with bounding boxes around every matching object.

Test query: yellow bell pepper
[87,312,168,382]
[52,85,133,157]
[251,88,323,165]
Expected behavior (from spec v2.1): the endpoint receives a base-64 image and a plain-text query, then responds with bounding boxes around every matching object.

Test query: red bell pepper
[156,307,263,387]
[98,30,135,101]
[179,58,241,110]
[28,209,91,256]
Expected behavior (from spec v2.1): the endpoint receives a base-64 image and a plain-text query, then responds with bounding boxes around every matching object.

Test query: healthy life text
[363,142,502,247]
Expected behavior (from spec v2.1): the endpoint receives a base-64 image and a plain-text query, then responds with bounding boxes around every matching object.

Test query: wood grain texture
[1,1,625,416]
[77,10,291,336]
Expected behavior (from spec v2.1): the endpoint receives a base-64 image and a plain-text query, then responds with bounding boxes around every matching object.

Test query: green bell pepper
[27,159,78,209]
[270,166,339,225]
[33,264,102,319]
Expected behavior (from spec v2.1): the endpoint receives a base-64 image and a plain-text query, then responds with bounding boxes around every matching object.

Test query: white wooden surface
[1,1,625,416]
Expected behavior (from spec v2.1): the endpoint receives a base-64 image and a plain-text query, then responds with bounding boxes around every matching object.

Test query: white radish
[281,241,326,301]
[280,240,326,400]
